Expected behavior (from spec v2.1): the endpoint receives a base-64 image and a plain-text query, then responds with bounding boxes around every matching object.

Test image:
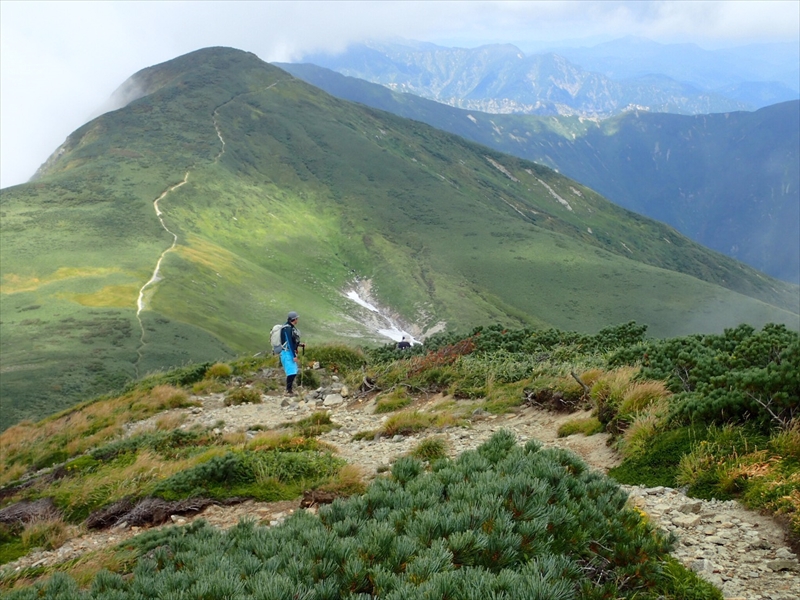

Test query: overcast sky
[1,0,798,189]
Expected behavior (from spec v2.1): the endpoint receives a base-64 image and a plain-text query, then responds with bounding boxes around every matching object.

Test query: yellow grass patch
[0,267,120,294]
[65,424,123,456]
[70,284,139,308]
[177,234,243,279]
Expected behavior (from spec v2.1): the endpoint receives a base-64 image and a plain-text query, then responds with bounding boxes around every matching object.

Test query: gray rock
[678,502,703,514]
[672,514,702,527]
[766,560,798,572]
[323,394,344,406]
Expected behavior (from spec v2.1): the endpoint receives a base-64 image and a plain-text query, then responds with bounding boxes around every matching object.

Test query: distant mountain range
[551,36,800,106]
[1,47,797,429]
[276,63,800,284]
[299,39,799,118]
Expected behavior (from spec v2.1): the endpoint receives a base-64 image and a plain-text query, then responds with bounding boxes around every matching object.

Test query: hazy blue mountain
[551,36,800,97]
[277,63,800,283]
[300,40,752,118]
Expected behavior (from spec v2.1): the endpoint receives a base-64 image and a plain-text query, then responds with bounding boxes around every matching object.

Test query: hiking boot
[286,391,295,397]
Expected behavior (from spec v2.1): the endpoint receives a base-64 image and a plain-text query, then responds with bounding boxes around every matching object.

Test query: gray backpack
[270,323,286,354]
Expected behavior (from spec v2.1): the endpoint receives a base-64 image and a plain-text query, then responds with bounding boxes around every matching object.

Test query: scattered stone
[323,394,344,406]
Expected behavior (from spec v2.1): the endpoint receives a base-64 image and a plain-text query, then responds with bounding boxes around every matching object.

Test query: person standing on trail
[280,311,303,396]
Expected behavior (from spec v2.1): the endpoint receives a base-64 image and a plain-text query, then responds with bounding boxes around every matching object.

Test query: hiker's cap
[288,311,299,321]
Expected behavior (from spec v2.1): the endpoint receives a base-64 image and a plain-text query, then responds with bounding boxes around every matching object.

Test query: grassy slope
[1,47,797,430]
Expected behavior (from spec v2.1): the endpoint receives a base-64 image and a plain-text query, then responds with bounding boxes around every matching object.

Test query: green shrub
[288,411,337,437]
[382,411,436,437]
[676,424,770,500]
[408,437,449,462]
[375,388,413,414]
[64,455,100,474]
[306,344,366,373]
[657,556,724,599]
[224,387,262,406]
[609,426,704,488]
[151,449,344,502]
[206,362,233,379]
[557,417,603,437]
[296,368,320,389]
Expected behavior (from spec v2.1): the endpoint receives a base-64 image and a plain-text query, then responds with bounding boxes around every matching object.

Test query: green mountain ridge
[1,47,797,431]
[276,63,800,284]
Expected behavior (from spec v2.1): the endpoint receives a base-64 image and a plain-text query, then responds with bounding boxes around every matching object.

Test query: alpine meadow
[0,47,798,430]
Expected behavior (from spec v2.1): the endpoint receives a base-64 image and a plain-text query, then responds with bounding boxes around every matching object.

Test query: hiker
[397,336,411,350]
[280,311,303,395]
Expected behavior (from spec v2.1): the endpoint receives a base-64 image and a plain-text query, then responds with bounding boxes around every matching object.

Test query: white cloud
[1,1,797,188]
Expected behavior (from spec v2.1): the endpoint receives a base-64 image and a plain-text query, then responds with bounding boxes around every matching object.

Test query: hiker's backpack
[270,323,285,354]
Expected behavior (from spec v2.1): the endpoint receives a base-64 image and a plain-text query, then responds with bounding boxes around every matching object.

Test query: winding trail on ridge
[134,173,189,376]
[133,80,286,376]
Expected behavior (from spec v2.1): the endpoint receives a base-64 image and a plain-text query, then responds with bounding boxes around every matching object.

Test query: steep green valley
[279,63,799,283]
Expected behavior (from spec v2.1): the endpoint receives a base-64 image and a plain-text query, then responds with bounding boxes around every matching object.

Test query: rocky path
[3,389,798,599]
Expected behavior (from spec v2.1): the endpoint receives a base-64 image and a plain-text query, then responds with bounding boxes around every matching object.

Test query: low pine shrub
[6,432,721,600]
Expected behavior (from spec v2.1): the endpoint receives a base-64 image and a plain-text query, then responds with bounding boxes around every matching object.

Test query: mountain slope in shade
[1,47,797,430]
[278,63,799,284]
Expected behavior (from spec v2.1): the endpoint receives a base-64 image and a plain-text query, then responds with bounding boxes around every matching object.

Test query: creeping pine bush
[7,432,702,600]
[610,323,799,432]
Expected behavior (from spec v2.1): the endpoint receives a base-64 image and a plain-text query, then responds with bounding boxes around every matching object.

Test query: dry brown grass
[2,385,196,484]
[381,410,462,437]
[317,464,367,496]
[619,380,670,415]
[65,424,123,456]
[206,363,233,379]
[129,385,191,416]
[155,412,188,431]
[590,366,639,406]
[20,516,74,551]
[577,368,604,388]
[221,431,248,446]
